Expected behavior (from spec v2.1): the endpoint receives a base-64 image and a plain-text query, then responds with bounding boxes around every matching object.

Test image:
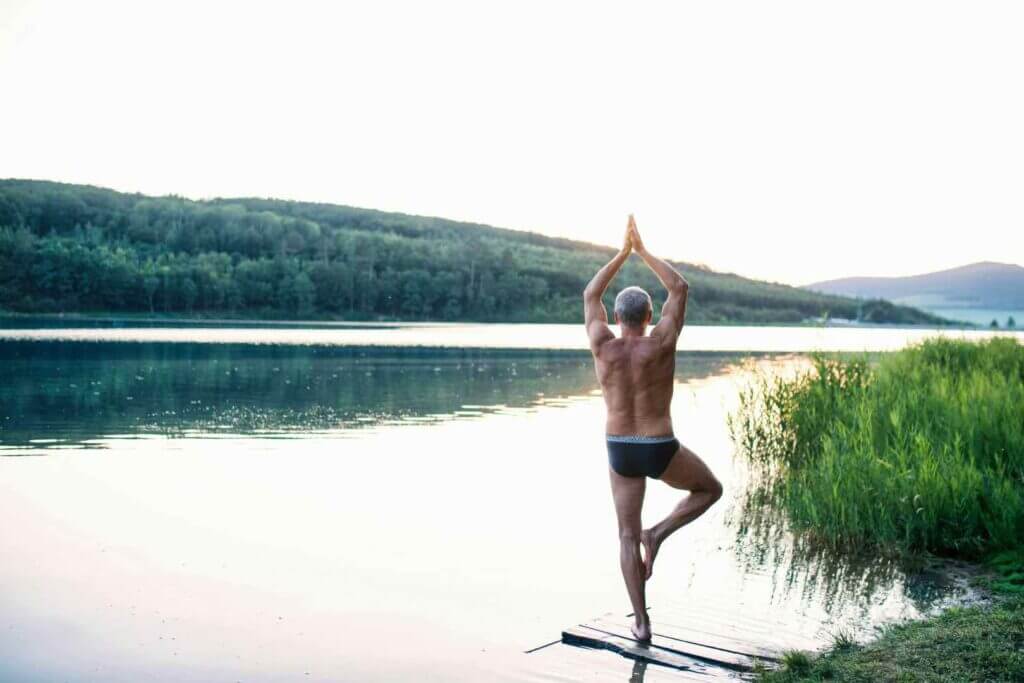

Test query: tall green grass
[731,338,1024,558]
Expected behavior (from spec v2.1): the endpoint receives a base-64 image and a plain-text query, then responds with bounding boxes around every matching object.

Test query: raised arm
[629,216,688,342]
[583,219,632,351]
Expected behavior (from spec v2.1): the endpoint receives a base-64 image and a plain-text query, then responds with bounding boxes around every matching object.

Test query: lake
[1,321,1018,682]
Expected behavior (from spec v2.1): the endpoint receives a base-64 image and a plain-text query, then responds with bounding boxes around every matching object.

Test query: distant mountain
[805,262,1024,311]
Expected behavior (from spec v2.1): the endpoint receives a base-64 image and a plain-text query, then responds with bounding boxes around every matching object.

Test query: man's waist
[605,433,676,443]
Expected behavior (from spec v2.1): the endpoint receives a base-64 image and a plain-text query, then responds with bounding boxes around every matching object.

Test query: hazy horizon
[2,1,1022,285]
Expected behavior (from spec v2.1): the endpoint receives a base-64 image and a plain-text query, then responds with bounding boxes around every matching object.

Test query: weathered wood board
[596,613,782,663]
[558,610,782,673]
[561,624,716,674]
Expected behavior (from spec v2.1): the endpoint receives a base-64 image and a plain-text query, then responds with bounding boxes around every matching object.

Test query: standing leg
[641,443,723,580]
[608,464,651,641]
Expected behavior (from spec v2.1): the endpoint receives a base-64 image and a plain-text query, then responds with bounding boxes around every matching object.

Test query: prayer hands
[628,214,646,254]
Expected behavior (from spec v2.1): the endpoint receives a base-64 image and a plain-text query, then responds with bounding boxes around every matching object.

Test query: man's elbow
[670,279,689,296]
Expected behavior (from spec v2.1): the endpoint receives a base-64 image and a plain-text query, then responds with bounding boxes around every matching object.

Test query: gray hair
[614,286,652,327]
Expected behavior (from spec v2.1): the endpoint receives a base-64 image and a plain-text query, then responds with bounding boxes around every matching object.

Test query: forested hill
[0,179,949,325]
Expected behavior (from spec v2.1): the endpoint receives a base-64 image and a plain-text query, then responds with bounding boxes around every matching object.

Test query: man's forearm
[636,248,688,293]
[584,248,631,299]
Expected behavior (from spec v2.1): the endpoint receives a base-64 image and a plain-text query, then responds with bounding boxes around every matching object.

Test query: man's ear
[645,309,653,324]
[614,311,621,325]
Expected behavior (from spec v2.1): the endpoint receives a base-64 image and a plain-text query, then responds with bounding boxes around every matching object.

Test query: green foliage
[985,548,1024,596]
[758,597,1024,682]
[781,650,812,675]
[731,338,1024,558]
[829,629,858,653]
[0,179,951,324]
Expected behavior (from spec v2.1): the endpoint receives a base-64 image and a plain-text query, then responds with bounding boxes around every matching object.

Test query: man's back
[580,215,722,644]
[592,334,676,436]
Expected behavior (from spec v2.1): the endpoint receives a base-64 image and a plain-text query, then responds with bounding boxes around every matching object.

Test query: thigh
[658,442,718,492]
[608,465,646,535]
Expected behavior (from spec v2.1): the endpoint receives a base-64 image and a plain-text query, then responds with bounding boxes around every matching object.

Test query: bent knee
[706,476,724,503]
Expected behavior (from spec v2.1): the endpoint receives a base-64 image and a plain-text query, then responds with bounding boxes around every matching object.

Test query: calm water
[3,316,1023,352]
[0,323,1006,682]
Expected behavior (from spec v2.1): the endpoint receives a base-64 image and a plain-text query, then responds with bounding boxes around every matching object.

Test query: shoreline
[760,557,1023,681]
[737,339,1024,681]
[0,310,983,331]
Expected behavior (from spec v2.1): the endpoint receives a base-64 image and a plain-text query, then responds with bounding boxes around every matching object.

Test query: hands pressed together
[622,214,646,256]
[587,212,687,334]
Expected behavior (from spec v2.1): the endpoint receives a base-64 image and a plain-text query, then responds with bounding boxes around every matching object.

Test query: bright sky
[1,1,1021,285]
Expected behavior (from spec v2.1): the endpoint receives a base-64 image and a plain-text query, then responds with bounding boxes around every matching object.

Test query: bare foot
[630,618,652,642]
[640,529,660,580]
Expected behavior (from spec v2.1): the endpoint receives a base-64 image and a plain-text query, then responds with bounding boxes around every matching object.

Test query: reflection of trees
[727,476,960,621]
[0,342,742,450]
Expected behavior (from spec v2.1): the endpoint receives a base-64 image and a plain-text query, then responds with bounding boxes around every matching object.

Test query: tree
[143,273,159,314]
[277,270,315,316]
[400,269,434,317]
[990,319,1000,329]
[289,272,316,316]
[309,261,353,313]
[180,277,198,314]
[1008,316,1016,329]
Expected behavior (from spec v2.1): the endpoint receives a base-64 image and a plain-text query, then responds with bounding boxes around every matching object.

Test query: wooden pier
[555,610,782,675]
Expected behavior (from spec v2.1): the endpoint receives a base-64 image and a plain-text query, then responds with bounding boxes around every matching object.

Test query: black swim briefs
[606,434,680,479]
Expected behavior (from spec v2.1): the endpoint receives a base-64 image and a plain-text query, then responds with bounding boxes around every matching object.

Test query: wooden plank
[642,601,815,651]
[580,621,756,672]
[522,638,562,654]
[596,613,782,662]
[561,624,715,674]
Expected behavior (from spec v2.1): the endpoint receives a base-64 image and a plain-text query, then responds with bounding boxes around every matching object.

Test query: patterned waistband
[606,434,676,444]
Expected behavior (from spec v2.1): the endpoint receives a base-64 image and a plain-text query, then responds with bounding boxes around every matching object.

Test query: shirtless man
[583,215,724,642]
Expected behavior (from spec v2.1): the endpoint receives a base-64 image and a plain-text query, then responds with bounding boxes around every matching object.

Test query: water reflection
[0,340,988,682]
[0,341,743,452]
[727,475,989,643]
[0,314,405,330]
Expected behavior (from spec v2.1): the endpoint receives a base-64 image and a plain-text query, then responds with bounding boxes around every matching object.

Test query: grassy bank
[758,595,1024,682]
[731,338,1024,681]
[758,547,1024,681]
[731,337,1024,557]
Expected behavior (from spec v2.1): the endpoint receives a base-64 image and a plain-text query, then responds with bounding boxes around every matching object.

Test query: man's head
[614,286,653,331]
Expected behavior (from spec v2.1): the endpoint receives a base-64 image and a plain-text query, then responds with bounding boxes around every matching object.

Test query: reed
[731,337,1024,558]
